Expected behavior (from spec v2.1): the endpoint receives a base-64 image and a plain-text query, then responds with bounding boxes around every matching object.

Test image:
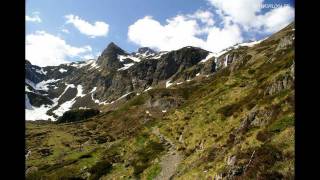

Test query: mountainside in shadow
[26,22,294,180]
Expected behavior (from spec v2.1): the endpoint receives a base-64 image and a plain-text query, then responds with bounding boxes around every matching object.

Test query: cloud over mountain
[26,31,94,66]
[128,0,294,53]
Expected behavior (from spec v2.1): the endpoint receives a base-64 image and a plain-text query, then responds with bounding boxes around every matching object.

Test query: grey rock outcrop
[97,42,127,70]
[264,73,294,96]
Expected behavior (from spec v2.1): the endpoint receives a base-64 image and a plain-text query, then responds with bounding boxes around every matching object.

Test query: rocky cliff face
[25,42,216,120]
[97,42,127,70]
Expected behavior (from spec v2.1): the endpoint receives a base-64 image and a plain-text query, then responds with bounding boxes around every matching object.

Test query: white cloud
[208,0,263,29]
[128,1,294,53]
[65,14,109,38]
[128,16,206,51]
[128,14,242,53]
[26,12,42,23]
[187,10,215,26]
[206,24,243,53]
[26,31,93,66]
[207,0,294,33]
[257,6,295,33]
[83,54,94,59]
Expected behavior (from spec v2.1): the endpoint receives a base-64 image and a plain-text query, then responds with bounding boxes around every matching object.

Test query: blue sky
[26,0,294,66]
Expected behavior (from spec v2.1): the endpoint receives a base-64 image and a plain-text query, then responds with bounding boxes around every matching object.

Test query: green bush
[57,108,100,123]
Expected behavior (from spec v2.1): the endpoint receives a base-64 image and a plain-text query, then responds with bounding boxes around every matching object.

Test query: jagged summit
[97,42,127,69]
[136,47,157,55]
[100,42,127,57]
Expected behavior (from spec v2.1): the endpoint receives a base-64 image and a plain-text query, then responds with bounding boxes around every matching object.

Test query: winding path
[152,127,182,180]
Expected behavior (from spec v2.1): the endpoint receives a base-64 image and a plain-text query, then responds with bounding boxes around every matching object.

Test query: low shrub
[56,109,100,123]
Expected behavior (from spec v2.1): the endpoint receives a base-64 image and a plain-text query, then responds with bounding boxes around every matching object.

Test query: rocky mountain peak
[97,42,127,69]
[101,42,127,57]
[137,47,156,55]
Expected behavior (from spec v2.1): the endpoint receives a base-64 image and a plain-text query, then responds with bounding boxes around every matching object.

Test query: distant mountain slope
[26,32,272,121]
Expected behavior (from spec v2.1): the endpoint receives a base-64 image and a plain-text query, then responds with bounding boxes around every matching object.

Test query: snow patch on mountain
[118,63,135,71]
[91,88,107,105]
[25,85,33,93]
[234,39,264,48]
[35,79,61,91]
[35,68,47,75]
[54,84,76,102]
[117,92,133,101]
[25,79,37,89]
[224,54,229,67]
[26,104,56,121]
[88,60,100,70]
[91,90,133,105]
[152,52,168,59]
[211,39,265,59]
[90,87,97,93]
[118,55,141,62]
[135,52,156,58]
[53,99,76,117]
[76,85,86,97]
[144,87,153,92]
[26,93,57,121]
[166,80,173,88]
[200,52,215,63]
[52,84,86,117]
[59,68,68,73]
[69,59,96,68]
[25,82,74,121]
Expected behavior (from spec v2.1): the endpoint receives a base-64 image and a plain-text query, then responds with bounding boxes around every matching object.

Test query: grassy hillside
[26,23,294,180]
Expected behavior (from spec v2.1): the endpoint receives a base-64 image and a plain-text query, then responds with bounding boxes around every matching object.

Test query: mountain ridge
[25,22,294,122]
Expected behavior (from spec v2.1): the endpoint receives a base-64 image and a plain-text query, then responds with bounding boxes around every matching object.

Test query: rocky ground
[152,127,182,180]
